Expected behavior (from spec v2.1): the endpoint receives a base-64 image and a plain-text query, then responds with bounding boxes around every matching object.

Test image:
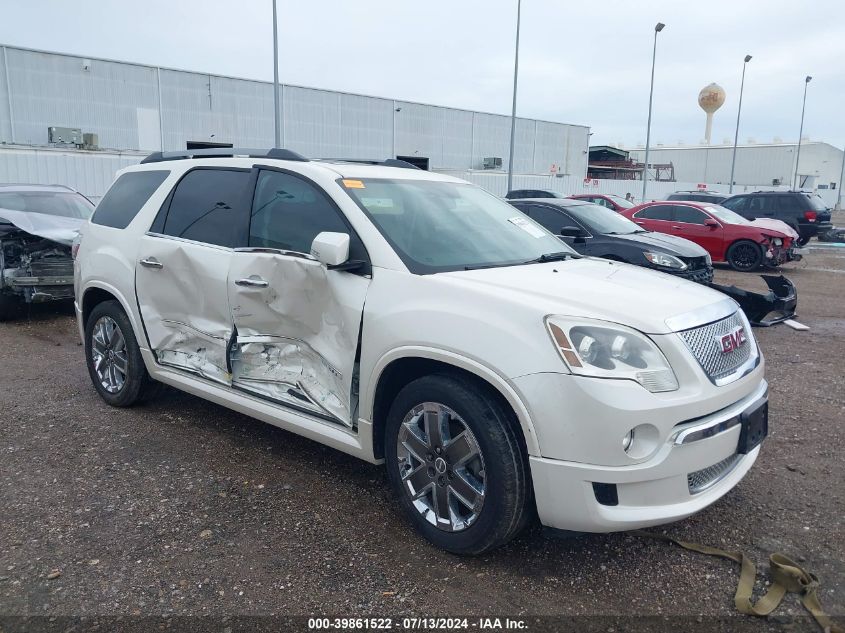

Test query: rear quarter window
[92,170,170,229]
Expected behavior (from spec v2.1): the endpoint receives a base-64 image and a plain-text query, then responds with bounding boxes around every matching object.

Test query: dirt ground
[1,223,843,632]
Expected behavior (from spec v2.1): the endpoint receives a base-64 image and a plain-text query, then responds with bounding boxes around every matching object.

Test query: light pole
[728,55,752,194]
[793,75,812,190]
[641,22,665,202]
[838,145,845,210]
[272,0,281,149]
[506,0,522,193]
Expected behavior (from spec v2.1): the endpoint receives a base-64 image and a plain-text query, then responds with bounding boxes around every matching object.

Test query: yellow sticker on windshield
[342,179,365,189]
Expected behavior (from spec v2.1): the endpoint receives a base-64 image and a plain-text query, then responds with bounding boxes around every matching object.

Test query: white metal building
[0,44,590,186]
[626,142,844,192]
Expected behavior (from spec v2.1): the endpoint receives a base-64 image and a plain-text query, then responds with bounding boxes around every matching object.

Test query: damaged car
[0,184,94,319]
[622,201,799,272]
[75,149,769,554]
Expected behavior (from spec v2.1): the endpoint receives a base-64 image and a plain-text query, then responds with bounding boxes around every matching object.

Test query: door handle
[235,277,269,288]
[140,258,163,269]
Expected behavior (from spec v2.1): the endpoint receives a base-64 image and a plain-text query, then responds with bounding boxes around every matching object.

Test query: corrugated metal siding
[338,93,392,159]
[0,147,144,199]
[0,45,590,175]
[0,47,12,142]
[8,145,840,208]
[6,48,159,149]
[626,145,837,188]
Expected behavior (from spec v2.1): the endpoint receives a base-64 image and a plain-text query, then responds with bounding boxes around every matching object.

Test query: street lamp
[641,22,665,202]
[793,75,812,190]
[506,0,522,194]
[728,54,752,193]
[272,0,281,148]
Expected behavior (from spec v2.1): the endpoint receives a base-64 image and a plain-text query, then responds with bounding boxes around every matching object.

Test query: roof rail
[317,158,421,170]
[140,148,309,164]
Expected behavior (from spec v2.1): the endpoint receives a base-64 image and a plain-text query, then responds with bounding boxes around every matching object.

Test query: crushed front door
[227,250,369,427]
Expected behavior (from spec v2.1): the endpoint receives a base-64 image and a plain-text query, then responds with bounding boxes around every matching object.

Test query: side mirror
[746,216,757,221]
[560,226,586,238]
[703,219,719,229]
[311,232,350,266]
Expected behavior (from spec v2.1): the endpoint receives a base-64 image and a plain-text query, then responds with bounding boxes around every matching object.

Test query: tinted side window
[159,169,249,247]
[674,205,708,224]
[722,196,746,212]
[635,205,674,221]
[92,170,169,229]
[525,205,566,233]
[250,170,351,256]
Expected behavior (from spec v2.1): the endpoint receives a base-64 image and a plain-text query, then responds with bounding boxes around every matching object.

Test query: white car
[74,149,768,554]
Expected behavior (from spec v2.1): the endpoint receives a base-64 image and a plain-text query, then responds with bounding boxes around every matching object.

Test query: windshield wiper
[523,251,579,264]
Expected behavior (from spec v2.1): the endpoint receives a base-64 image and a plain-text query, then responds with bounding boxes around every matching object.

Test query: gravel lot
[1,223,843,632]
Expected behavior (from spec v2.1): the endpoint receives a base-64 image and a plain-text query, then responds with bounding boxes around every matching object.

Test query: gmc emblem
[718,326,747,354]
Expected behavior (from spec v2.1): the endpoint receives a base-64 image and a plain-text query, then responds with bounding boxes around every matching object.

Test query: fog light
[622,429,635,453]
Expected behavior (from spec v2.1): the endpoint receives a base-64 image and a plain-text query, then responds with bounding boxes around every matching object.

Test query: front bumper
[521,374,767,533]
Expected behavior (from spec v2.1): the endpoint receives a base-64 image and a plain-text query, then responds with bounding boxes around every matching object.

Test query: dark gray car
[509,198,714,283]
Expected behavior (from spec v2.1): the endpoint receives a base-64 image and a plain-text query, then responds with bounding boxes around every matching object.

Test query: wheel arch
[365,347,541,461]
[80,282,146,346]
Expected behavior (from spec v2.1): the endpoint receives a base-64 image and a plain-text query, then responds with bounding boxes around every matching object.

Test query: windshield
[566,202,642,235]
[0,191,94,219]
[606,194,635,208]
[340,178,574,273]
[704,205,750,225]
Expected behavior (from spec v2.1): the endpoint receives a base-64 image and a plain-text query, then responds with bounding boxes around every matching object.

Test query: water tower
[698,83,726,145]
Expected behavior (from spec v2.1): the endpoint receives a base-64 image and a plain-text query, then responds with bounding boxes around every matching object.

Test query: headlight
[545,317,679,393]
[705,253,712,265]
[644,252,687,270]
[772,237,783,246]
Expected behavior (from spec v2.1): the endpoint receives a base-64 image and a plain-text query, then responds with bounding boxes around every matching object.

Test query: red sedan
[569,193,636,212]
[620,201,796,271]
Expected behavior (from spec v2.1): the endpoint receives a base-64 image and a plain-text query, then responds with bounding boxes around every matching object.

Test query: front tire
[84,300,156,407]
[726,240,763,272]
[385,373,532,555]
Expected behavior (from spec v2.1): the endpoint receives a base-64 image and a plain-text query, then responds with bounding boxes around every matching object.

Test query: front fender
[364,345,542,456]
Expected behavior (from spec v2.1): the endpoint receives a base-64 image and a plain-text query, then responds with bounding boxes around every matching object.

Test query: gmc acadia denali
[74,149,768,554]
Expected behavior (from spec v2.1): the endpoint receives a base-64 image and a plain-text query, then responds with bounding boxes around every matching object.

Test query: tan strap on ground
[633,531,843,633]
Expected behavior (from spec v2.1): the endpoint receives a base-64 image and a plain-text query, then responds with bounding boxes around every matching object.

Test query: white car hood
[0,207,83,246]
[749,218,799,239]
[441,258,733,335]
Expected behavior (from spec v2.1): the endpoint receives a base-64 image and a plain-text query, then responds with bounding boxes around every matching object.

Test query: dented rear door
[136,167,251,385]
[227,167,371,428]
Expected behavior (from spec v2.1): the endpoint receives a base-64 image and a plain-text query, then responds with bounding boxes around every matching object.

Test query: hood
[441,257,732,334]
[749,218,798,239]
[0,207,84,246]
[609,231,708,257]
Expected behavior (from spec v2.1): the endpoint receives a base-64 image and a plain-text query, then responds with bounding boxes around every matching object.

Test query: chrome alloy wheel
[396,402,486,532]
[90,315,128,394]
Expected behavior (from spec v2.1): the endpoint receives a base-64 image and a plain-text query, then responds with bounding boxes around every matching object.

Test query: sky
[2,0,843,149]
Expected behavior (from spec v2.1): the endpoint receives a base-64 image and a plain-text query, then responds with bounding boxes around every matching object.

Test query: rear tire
[84,300,157,407]
[726,240,763,272]
[384,373,532,555]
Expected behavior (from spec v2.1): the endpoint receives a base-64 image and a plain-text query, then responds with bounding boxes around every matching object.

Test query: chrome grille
[677,311,754,384]
[688,454,742,494]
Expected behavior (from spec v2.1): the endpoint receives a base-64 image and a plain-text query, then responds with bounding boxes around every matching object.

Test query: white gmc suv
[75,149,768,554]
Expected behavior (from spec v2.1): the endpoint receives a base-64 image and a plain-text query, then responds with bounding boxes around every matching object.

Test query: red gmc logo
[719,327,747,354]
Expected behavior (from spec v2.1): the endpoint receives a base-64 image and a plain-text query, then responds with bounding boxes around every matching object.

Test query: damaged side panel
[135,235,234,385]
[228,252,369,428]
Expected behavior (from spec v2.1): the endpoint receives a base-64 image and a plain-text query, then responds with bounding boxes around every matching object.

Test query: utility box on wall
[48,126,82,146]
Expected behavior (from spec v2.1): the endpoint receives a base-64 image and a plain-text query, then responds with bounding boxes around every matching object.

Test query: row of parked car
[505,188,833,272]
